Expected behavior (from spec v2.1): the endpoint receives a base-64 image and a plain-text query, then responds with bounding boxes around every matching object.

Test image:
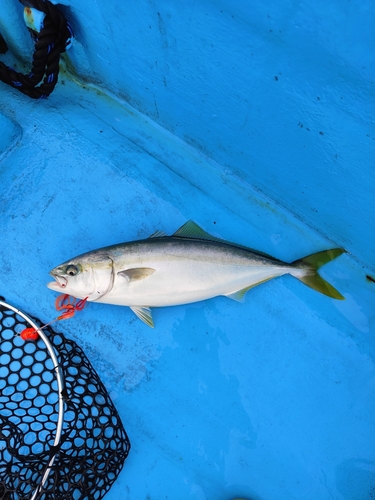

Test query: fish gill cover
[0,297,130,500]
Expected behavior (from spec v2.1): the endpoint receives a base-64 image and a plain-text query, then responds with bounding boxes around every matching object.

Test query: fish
[47,221,345,327]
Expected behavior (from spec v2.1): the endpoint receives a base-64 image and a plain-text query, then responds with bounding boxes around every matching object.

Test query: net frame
[0,299,65,499]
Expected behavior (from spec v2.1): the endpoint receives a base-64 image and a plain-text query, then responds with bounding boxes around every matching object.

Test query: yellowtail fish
[47,221,345,327]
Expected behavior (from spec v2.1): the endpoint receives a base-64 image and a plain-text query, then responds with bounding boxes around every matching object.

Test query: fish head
[47,252,114,301]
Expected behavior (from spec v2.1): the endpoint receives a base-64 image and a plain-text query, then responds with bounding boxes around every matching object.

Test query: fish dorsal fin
[149,230,167,238]
[118,268,156,282]
[173,221,282,262]
[173,220,224,242]
[130,306,154,328]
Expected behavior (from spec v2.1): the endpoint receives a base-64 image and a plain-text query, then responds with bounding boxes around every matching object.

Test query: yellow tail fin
[292,248,345,300]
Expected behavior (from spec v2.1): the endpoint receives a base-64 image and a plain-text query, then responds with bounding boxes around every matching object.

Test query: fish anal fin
[225,286,253,303]
[225,276,275,302]
[130,306,154,328]
[118,267,155,282]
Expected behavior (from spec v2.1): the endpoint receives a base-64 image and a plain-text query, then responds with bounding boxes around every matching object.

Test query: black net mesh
[0,298,130,500]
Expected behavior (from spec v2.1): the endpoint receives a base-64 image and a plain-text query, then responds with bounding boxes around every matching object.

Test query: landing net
[0,297,130,500]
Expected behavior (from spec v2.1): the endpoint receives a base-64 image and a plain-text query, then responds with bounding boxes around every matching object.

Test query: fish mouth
[47,273,67,290]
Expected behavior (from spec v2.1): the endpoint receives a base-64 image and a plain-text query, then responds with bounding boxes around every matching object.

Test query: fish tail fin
[292,248,345,300]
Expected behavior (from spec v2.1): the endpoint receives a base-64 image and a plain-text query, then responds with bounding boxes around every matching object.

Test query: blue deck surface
[1,80,374,500]
[1,1,375,499]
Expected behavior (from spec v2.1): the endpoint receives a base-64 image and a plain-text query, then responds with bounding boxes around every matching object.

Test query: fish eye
[65,265,79,277]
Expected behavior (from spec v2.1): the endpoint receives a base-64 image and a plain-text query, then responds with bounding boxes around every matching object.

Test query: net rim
[0,299,65,499]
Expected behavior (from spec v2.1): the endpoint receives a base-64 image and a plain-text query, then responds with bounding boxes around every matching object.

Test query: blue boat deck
[1,0,375,498]
[1,76,374,499]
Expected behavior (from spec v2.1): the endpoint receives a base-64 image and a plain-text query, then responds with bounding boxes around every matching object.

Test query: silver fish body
[47,221,345,327]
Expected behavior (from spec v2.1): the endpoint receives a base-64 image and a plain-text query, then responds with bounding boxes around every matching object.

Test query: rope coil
[0,0,73,98]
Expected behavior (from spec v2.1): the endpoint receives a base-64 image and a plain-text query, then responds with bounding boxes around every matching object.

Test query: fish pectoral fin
[130,306,154,328]
[118,267,156,283]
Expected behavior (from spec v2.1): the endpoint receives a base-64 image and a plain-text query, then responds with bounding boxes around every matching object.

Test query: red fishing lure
[20,294,88,341]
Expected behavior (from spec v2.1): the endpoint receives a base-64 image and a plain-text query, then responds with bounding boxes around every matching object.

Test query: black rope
[0,34,7,54]
[0,0,73,99]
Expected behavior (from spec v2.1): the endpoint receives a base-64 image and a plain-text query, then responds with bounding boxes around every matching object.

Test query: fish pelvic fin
[130,306,154,328]
[292,248,346,300]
